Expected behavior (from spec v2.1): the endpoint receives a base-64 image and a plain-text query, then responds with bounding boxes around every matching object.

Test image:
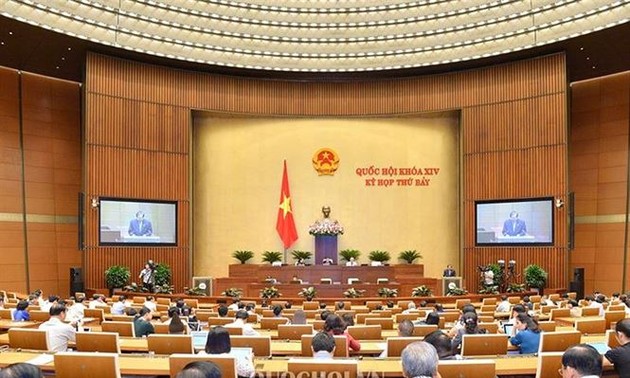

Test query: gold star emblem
[279,195,292,217]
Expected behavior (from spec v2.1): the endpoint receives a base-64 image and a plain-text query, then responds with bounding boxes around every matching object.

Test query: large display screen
[475,197,554,246]
[99,198,177,246]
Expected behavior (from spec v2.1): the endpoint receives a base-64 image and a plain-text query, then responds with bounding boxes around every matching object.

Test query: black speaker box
[70,267,84,296]
[569,280,584,300]
[573,267,585,282]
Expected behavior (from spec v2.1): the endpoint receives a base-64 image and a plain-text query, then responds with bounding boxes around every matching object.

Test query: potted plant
[222,288,243,298]
[398,250,423,264]
[377,287,398,298]
[260,286,281,299]
[232,250,255,264]
[291,250,313,264]
[339,249,361,263]
[368,250,391,265]
[123,282,144,293]
[446,282,468,296]
[155,283,174,294]
[343,288,366,298]
[105,265,131,296]
[507,283,526,293]
[262,251,283,264]
[185,286,207,296]
[411,285,432,297]
[154,263,171,287]
[298,287,317,301]
[524,264,548,293]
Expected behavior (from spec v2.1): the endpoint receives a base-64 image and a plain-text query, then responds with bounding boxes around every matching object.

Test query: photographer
[139,260,156,292]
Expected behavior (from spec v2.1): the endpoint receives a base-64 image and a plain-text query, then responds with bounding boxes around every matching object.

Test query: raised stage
[214,264,438,298]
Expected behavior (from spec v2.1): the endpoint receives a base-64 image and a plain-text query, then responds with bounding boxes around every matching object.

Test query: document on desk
[26,354,54,366]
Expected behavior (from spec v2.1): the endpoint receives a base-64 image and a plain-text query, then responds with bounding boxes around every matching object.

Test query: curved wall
[84,52,568,290]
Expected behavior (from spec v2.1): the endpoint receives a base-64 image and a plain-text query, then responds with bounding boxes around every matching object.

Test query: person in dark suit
[502,210,527,236]
[128,211,153,236]
[443,265,456,277]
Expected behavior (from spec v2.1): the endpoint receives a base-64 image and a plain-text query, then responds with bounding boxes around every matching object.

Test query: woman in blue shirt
[13,300,30,321]
[510,313,541,354]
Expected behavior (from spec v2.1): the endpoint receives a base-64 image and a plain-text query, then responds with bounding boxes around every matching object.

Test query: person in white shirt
[560,344,603,378]
[66,296,86,323]
[111,295,127,315]
[143,296,157,312]
[40,295,59,313]
[346,257,358,267]
[225,310,259,336]
[402,302,417,314]
[227,299,240,311]
[39,304,76,352]
[312,331,336,359]
[496,296,511,313]
[88,295,108,309]
[585,295,605,317]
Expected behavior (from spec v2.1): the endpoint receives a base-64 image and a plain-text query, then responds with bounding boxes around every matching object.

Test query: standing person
[128,210,153,236]
[443,265,457,277]
[38,304,76,352]
[509,313,542,354]
[604,318,630,377]
[139,261,156,292]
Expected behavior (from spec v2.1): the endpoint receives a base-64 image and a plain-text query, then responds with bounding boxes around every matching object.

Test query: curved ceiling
[1,0,628,72]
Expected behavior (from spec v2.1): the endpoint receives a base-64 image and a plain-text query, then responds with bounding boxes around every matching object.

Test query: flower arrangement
[446,282,468,296]
[507,283,526,293]
[260,286,281,299]
[222,288,243,298]
[308,220,344,236]
[343,287,366,298]
[185,286,207,296]
[478,285,499,295]
[411,285,432,297]
[298,287,317,301]
[377,288,398,298]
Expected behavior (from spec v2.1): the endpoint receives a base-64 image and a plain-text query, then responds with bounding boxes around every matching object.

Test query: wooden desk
[0,320,38,330]
[555,316,603,326]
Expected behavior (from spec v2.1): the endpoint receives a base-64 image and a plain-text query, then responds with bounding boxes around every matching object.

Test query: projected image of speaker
[192,277,213,296]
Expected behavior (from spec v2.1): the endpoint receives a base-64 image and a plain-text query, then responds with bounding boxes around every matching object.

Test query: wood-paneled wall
[84,53,568,291]
[0,67,82,295]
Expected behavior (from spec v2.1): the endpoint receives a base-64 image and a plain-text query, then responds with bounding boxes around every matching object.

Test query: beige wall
[193,113,460,279]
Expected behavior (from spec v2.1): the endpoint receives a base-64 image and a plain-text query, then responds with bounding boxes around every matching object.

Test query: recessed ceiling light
[586,57,590,60]
[55,66,60,69]
[67,47,72,51]
[579,47,584,50]
[8,31,13,35]
[61,57,65,61]
[592,65,596,69]
[0,41,4,46]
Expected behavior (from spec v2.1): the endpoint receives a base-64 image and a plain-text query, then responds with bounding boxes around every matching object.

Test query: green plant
[446,283,468,296]
[298,287,317,301]
[343,288,365,298]
[478,285,499,295]
[369,250,391,263]
[260,286,281,299]
[398,250,422,264]
[232,250,255,264]
[411,285,432,297]
[155,283,174,294]
[105,265,131,289]
[377,287,398,298]
[524,264,548,289]
[222,288,243,298]
[154,264,171,286]
[123,282,146,293]
[262,251,283,264]
[507,283,526,293]
[291,250,313,263]
[185,286,207,296]
[339,249,361,262]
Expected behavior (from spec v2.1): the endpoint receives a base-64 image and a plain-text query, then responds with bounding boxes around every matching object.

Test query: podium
[314,235,338,265]
[440,276,463,296]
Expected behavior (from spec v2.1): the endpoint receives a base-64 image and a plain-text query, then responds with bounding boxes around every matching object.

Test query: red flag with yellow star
[276,160,298,249]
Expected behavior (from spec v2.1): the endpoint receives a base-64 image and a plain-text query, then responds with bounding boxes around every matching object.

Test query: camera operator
[139,260,156,292]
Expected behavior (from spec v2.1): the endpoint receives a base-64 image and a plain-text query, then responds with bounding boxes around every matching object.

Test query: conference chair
[101,320,135,337]
[549,308,570,320]
[575,318,606,335]
[395,313,422,323]
[535,352,563,378]
[132,296,145,304]
[460,334,509,357]
[75,331,121,353]
[538,321,557,332]
[538,331,582,353]
[540,305,555,314]
[608,305,625,312]
[366,301,383,311]
[580,307,601,316]
[148,334,194,354]
[508,296,521,304]
[195,311,217,322]
[365,317,394,330]
[303,301,320,310]
[478,315,494,323]
[397,300,412,309]
[169,354,237,378]
[441,312,460,323]
[208,317,233,326]
[480,305,496,313]
[231,335,272,358]
[301,334,349,357]
[412,324,438,337]
[8,328,49,351]
[157,298,171,306]
[28,310,51,322]
[455,299,471,310]
[606,329,621,349]
[605,311,626,329]
[260,317,290,330]
[224,327,244,336]
[386,337,423,357]
[312,319,325,330]
[336,310,356,319]
[111,315,134,322]
[0,308,15,320]
[478,322,499,334]
[184,299,199,308]
[288,358,358,378]
[438,359,496,378]
[278,324,314,340]
[54,352,120,378]
[356,313,381,324]
[84,308,105,324]
[482,298,497,305]
[347,325,382,340]
[372,310,392,318]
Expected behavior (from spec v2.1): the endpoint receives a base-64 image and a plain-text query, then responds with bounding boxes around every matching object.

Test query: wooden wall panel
[84,52,568,292]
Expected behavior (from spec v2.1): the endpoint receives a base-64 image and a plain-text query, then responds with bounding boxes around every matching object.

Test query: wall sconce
[555,198,564,208]
[91,198,99,209]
